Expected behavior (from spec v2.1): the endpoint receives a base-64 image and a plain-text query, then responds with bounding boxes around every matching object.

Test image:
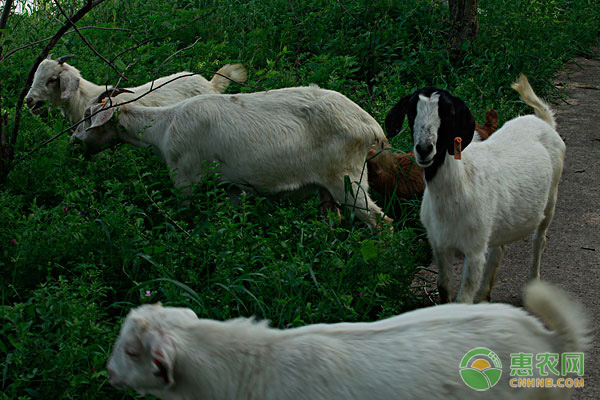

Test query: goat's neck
[63,78,105,124]
[424,152,472,196]
[118,105,174,159]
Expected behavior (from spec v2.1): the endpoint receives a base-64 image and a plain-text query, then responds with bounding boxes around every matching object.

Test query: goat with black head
[385,77,565,303]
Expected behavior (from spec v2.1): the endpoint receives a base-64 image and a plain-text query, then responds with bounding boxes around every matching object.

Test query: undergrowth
[0,0,598,398]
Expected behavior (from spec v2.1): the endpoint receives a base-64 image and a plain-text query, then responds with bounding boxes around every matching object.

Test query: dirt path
[492,50,600,399]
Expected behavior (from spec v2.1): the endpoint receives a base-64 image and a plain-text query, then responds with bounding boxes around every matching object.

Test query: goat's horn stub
[47,53,53,60]
[57,54,75,65]
[96,88,134,103]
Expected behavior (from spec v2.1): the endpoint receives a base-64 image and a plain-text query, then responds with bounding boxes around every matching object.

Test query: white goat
[25,55,247,124]
[107,280,590,400]
[71,86,391,228]
[384,75,565,303]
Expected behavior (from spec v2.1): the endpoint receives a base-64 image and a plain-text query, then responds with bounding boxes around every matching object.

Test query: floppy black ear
[447,95,475,155]
[384,94,413,138]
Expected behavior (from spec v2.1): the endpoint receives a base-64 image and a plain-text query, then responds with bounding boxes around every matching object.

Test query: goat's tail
[524,280,591,353]
[211,64,248,93]
[511,74,556,130]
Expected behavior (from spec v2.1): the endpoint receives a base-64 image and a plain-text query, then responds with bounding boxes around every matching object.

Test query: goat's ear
[89,106,116,129]
[447,95,475,155]
[144,331,176,387]
[59,70,80,100]
[385,93,413,138]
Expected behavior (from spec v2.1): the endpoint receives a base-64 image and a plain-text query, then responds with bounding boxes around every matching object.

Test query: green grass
[1,0,599,398]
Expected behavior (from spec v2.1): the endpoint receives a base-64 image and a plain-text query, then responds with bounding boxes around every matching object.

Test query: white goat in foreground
[25,55,247,123]
[107,280,590,400]
[385,75,565,303]
[71,86,391,228]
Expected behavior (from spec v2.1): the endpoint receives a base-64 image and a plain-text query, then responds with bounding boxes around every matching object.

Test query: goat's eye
[47,77,58,85]
[125,349,139,359]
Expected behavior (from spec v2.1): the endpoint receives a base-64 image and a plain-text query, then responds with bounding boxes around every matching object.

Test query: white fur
[413,93,441,165]
[72,86,390,228]
[420,76,565,303]
[107,281,590,400]
[25,58,247,124]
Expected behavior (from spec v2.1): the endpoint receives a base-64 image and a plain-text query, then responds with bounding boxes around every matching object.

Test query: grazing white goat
[71,86,391,228]
[25,55,247,123]
[385,75,565,303]
[107,280,590,400]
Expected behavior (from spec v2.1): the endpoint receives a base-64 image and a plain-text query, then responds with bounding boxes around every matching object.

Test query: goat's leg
[531,185,559,280]
[169,167,196,205]
[325,176,391,231]
[228,185,243,207]
[433,248,455,304]
[318,187,341,223]
[456,251,486,304]
[475,245,506,302]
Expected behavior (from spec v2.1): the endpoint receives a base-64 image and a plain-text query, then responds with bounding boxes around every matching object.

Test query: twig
[152,37,201,87]
[131,155,195,240]
[52,0,127,81]
[335,0,360,22]
[0,26,131,62]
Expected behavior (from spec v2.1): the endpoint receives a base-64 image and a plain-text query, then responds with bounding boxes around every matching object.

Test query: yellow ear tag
[454,137,462,160]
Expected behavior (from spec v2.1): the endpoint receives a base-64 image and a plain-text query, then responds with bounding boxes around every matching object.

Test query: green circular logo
[459,347,503,391]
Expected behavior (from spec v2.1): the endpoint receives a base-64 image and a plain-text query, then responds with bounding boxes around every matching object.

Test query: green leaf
[360,240,377,260]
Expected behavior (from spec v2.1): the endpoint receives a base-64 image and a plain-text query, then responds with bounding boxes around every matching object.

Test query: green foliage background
[0,0,599,398]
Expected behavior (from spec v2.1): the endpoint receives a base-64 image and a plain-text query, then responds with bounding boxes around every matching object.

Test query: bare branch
[16,70,261,163]
[0,0,14,35]
[53,0,127,80]
[152,37,201,88]
[334,0,359,22]
[0,26,131,62]
[0,0,15,184]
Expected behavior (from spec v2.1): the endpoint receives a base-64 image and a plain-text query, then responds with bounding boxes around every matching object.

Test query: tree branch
[0,0,14,35]
[0,0,15,183]
[3,0,108,180]
[53,0,127,80]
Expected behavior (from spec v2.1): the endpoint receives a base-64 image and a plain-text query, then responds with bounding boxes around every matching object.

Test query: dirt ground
[493,51,600,399]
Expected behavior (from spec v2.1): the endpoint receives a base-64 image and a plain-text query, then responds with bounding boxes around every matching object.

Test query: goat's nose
[107,366,118,384]
[26,97,34,108]
[416,143,433,158]
[67,137,87,157]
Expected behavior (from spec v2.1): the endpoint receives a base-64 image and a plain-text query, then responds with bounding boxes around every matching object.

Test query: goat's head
[385,88,475,168]
[107,303,198,396]
[25,55,79,112]
[70,88,133,156]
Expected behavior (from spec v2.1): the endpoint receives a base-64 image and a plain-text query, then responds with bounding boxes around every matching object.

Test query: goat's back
[126,72,217,107]
[162,87,385,192]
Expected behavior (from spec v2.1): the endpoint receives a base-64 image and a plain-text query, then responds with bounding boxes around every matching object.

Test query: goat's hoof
[375,216,394,233]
